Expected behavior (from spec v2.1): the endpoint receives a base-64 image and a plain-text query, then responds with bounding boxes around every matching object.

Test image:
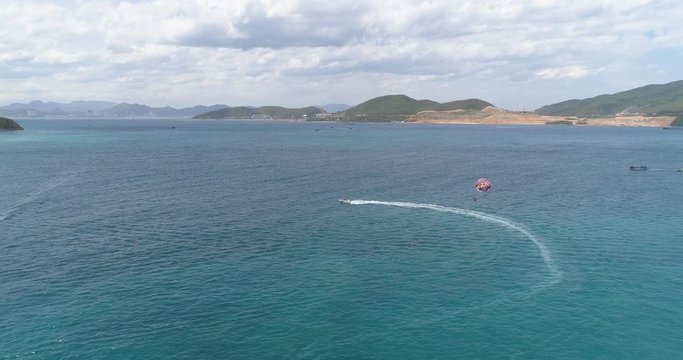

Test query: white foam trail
[0,173,73,221]
[343,199,562,283]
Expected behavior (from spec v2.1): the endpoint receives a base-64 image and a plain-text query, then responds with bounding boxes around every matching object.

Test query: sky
[2,0,683,110]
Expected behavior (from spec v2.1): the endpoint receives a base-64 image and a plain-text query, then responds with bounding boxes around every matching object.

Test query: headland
[0,117,23,131]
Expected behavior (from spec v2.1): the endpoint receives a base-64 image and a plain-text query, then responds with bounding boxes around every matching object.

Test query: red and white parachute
[475,178,492,192]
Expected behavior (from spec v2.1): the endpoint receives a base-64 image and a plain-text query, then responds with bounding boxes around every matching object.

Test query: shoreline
[407,108,676,127]
[409,117,675,127]
[9,115,678,128]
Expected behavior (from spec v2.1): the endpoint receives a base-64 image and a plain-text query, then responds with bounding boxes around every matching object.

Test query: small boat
[629,165,648,171]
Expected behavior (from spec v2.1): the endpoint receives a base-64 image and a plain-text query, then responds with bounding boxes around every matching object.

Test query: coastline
[408,107,676,127]
[10,114,677,128]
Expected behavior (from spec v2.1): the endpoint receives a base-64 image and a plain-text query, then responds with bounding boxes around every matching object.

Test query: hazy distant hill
[0,100,116,112]
[0,101,228,118]
[175,105,230,117]
[340,95,493,121]
[0,100,117,117]
[536,80,683,118]
[83,102,230,117]
[194,106,324,119]
[323,103,351,113]
[106,103,152,117]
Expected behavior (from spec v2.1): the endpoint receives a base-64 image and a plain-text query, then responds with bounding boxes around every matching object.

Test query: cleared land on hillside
[410,107,675,127]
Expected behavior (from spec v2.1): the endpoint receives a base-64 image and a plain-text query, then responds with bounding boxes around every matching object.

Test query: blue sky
[1,0,682,109]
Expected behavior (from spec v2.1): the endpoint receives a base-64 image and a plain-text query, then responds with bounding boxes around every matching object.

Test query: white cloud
[0,0,682,109]
[14,81,50,94]
[534,66,603,80]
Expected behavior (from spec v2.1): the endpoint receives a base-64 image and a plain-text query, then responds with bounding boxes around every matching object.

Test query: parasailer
[475,178,491,192]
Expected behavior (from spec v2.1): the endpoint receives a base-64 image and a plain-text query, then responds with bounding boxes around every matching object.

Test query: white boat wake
[0,173,74,221]
[341,199,562,286]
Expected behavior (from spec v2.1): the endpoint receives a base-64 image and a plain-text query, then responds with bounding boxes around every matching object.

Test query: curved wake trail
[0,173,74,221]
[343,199,562,285]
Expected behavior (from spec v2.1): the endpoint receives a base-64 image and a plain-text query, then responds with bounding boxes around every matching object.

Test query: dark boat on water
[629,165,648,171]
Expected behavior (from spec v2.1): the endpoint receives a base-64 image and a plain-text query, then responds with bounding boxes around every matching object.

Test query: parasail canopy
[475,178,491,192]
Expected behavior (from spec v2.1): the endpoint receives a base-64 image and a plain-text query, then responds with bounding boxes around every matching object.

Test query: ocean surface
[1,119,682,359]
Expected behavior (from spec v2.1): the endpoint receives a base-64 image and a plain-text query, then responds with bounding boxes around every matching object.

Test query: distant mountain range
[5,79,683,126]
[0,100,116,113]
[105,103,229,117]
[0,100,351,120]
[0,100,228,118]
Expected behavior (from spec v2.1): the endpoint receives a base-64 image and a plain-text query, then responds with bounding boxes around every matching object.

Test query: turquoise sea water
[1,119,682,359]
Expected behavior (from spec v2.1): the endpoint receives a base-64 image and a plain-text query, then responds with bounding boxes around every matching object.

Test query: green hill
[536,80,683,118]
[340,95,493,122]
[193,106,323,119]
[0,116,23,130]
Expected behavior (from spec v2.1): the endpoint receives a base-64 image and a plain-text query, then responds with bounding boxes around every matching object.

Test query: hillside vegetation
[536,80,683,118]
[0,116,23,130]
[193,106,323,119]
[340,95,492,121]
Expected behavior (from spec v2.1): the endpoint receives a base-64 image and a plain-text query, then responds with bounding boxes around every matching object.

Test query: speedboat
[629,165,648,171]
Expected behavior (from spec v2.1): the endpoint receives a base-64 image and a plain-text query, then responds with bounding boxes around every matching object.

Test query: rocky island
[0,116,23,131]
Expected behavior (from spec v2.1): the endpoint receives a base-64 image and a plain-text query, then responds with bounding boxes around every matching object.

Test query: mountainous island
[3,80,682,127]
[335,80,682,126]
[338,95,493,122]
[193,106,324,120]
[0,100,349,120]
[188,80,683,127]
[0,101,228,118]
[0,116,23,131]
[537,80,683,126]
[537,80,683,117]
